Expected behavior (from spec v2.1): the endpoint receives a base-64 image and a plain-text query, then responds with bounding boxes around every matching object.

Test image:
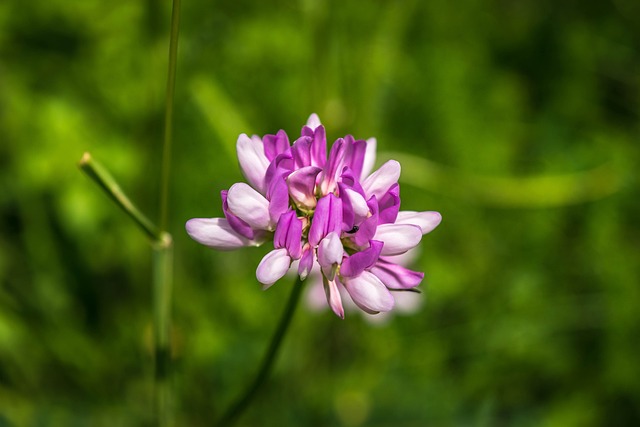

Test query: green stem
[153,234,174,427]
[159,0,182,232]
[79,153,163,243]
[216,276,305,427]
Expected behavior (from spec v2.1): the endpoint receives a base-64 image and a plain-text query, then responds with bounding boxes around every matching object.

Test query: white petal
[373,223,422,256]
[360,137,377,181]
[237,134,270,194]
[317,232,344,268]
[227,182,271,230]
[343,271,394,314]
[323,276,345,319]
[306,113,322,130]
[343,188,370,223]
[361,159,401,200]
[396,211,442,234]
[256,248,291,288]
[185,218,254,250]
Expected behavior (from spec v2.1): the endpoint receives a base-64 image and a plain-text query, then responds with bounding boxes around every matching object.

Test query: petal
[320,137,348,195]
[339,186,370,231]
[361,159,401,200]
[346,137,367,180]
[256,248,291,288]
[298,243,315,280]
[287,166,322,210]
[308,194,343,247]
[274,210,303,259]
[221,190,255,239]
[306,113,322,130]
[323,276,345,319]
[317,231,344,270]
[340,240,383,278]
[291,136,312,169]
[267,175,290,225]
[373,223,422,256]
[378,183,400,224]
[309,125,327,168]
[351,196,379,247]
[395,211,442,234]
[360,137,377,181]
[370,259,424,289]
[262,130,290,161]
[342,271,395,314]
[237,134,270,194]
[186,218,257,250]
[227,182,271,230]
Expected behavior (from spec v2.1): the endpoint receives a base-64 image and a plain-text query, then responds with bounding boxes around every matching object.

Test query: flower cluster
[186,114,441,318]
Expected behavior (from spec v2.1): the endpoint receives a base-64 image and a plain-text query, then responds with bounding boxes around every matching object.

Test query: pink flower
[186,114,442,318]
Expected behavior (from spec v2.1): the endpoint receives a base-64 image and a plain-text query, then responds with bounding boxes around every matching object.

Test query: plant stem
[216,276,305,427]
[153,233,174,427]
[159,0,182,232]
[79,153,163,243]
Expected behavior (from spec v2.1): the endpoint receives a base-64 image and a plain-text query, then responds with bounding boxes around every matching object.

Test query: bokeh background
[1,0,639,425]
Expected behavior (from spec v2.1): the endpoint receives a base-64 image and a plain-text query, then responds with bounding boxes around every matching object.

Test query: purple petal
[291,136,312,169]
[287,166,322,210]
[186,218,259,250]
[361,159,401,200]
[346,137,367,180]
[317,232,344,279]
[340,240,383,278]
[221,190,255,239]
[352,196,379,247]
[319,138,348,195]
[256,248,291,288]
[323,276,345,319]
[360,137,377,181]
[342,271,395,314]
[274,210,303,259]
[309,125,327,168]
[370,259,424,289]
[226,182,272,230]
[236,134,270,194]
[378,183,400,224]
[298,243,314,280]
[264,152,294,191]
[373,224,422,256]
[308,194,343,247]
[267,176,290,225]
[395,211,442,234]
[338,185,370,231]
[262,130,290,161]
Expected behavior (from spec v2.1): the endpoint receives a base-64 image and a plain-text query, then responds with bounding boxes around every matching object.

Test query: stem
[79,153,163,243]
[153,234,174,427]
[159,0,182,231]
[216,276,305,427]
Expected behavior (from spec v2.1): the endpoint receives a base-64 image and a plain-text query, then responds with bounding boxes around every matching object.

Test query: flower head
[186,114,441,318]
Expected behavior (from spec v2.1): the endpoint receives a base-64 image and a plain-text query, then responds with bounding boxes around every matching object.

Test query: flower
[186,114,441,318]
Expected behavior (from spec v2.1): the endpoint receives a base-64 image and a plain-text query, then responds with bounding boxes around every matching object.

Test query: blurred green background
[1,0,639,425]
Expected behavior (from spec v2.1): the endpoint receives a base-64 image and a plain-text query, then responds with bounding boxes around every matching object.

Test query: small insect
[346,225,359,234]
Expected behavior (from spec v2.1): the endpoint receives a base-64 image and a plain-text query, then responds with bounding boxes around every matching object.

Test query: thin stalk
[79,153,163,243]
[216,276,305,427]
[153,234,174,427]
[159,0,182,231]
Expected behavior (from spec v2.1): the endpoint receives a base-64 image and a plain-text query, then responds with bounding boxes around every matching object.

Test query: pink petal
[395,211,442,234]
[262,130,290,161]
[343,188,370,224]
[373,223,422,256]
[323,276,345,319]
[298,243,314,280]
[360,137,377,181]
[236,134,270,194]
[227,182,272,230]
[256,248,291,288]
[274,210,303,259]
[267,175,290,225]
[185,218,259,250]
[361,159,401,201]
[287,166,322,209]
[370,259,424,289]
[342,271,395,314]
[308,194,343,247]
